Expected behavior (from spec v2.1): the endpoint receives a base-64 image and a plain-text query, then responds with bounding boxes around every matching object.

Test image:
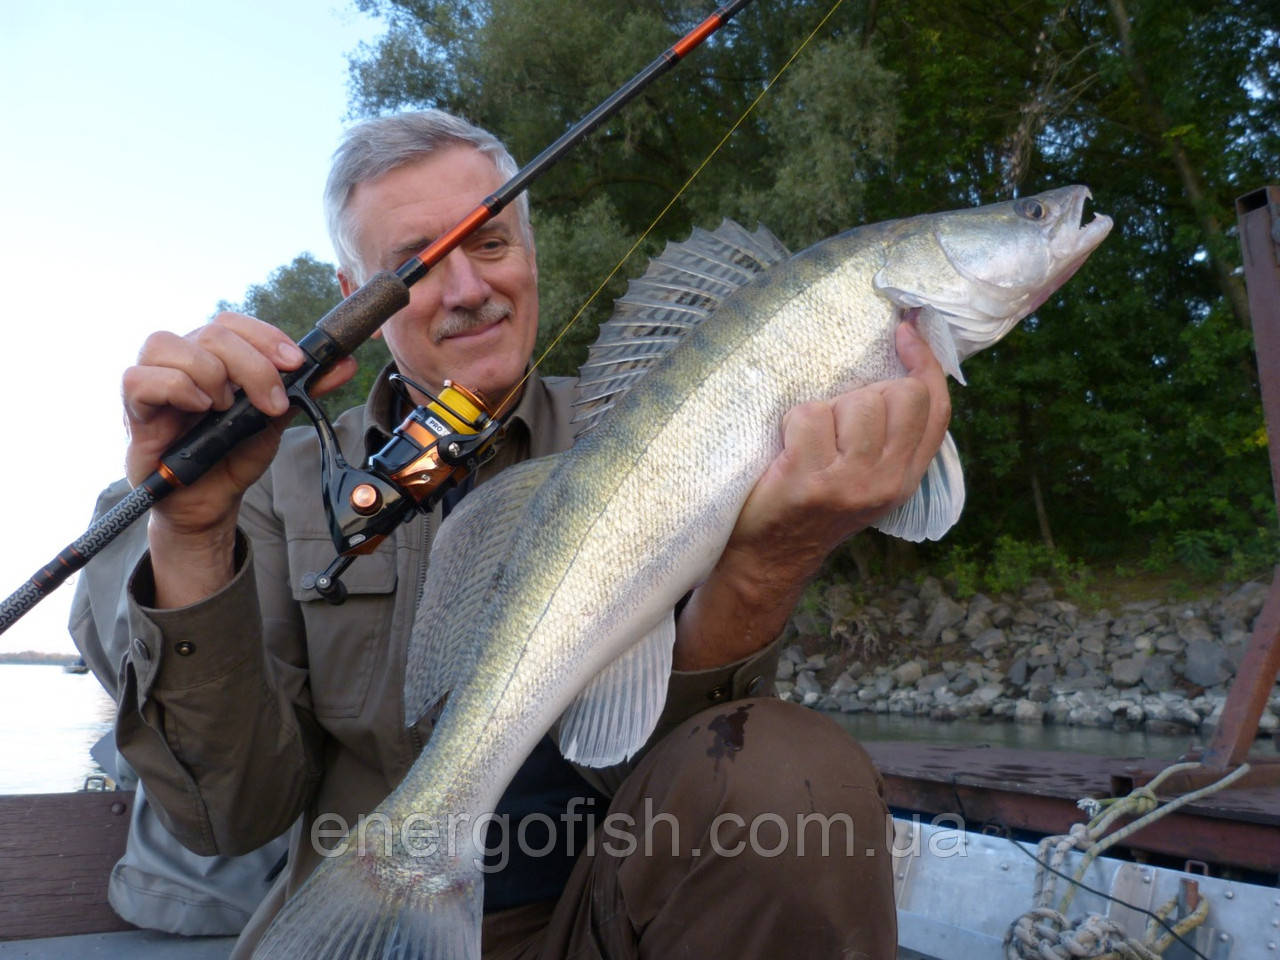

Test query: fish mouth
[1056,186,1113,258]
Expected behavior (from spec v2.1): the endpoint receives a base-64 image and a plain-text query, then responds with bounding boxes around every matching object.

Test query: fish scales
[254,186,1111,959]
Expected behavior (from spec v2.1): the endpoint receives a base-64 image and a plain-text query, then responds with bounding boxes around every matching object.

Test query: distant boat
[63,658,89,674]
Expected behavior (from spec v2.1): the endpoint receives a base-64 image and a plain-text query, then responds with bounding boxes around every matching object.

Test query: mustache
[433,301,511,343]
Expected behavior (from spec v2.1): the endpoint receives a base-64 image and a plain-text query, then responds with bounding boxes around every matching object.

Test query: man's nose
[440,249,492,310]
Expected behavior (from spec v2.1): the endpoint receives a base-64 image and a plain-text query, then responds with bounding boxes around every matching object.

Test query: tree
[219,253,393,414]
[342,0,1278,572]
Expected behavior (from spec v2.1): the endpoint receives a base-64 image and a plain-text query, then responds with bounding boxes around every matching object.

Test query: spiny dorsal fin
[404,454,562,726]
[572,219,790,437]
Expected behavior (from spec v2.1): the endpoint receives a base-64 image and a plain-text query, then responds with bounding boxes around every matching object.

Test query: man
[104,110,950,958]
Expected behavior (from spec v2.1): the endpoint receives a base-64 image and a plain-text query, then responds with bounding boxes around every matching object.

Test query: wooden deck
[863,741,1280,875]
[0,791,133,941]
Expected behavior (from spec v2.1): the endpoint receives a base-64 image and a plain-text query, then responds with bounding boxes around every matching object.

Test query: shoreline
[777,575,1277,739]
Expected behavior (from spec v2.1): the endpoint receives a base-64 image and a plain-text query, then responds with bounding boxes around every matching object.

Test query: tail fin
[252,843,483,960]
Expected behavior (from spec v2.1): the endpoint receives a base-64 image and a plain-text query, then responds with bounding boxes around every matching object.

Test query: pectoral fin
[557,613,675,767]
[873,431,965,542]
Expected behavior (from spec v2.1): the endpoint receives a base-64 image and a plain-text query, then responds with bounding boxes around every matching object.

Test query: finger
[122,364,215,423]
[878,377,934,481]
[830,388,888,462]
[777,401,838,475]
[210,312,307,372]
[186,323,291,416]
[308,355,359,398]
[895,322,952,470]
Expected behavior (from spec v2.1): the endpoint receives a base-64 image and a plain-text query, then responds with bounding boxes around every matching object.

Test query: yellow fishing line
[500,0,848,412]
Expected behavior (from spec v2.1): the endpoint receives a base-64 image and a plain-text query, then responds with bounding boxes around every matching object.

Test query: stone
[892,661,924,687]
[781,644,806,665]
[1078,633,1106,656]
[1111,656,1146,688]
[1008,657,1029,687]
[970,628,1007,655]
[776,659,796,681]
[1155,634,1185,654]
[923,596,967,644]
[918,576,945,606]
[1014,607,1041,627]
[1140,656,1175,694]
[949,674,978,697]
[988,603,1015,628]
[1180,639,1235,688]
[1027,643,1056,668]
[1027,683,1052,704]
[1176,617,1215,646]
[1014,699,1045,724]
[917,672,949,694]
[973,684,1003,705]
[1064,660,1087,680]
[1219,580,1268,623]
[962,609,994,640]
[775,681,795,701]
[794,670,823,706]
[1029,664,1057,686]
[829,671,859,696]
[803,653,828,672]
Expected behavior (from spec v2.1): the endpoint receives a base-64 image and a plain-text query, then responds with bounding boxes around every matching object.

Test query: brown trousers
[483,698,897,960]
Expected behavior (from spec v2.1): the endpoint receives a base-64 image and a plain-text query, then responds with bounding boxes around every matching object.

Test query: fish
[253,185,1112,959]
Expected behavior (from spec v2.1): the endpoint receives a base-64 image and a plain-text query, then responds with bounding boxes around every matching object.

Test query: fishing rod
[0,0,759,633]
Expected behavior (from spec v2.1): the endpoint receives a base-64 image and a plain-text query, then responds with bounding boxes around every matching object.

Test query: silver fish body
[254,186,1111,959]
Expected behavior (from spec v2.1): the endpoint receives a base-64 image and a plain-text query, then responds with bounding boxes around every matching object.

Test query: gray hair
[324,110,531,283]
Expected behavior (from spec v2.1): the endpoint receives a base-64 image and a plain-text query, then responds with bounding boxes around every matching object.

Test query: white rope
[1003,762,1248,959]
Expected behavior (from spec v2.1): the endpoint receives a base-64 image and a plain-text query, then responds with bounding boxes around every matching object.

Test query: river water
[0,664,115,794]
[1,663,1274,795]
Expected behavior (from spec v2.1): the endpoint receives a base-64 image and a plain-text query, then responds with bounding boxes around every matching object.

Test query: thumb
[895,320,936,375]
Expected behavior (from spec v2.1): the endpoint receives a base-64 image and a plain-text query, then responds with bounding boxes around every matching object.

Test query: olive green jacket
[108,367,779,939]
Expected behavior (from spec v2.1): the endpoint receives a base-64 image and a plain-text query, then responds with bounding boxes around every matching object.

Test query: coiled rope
[1004,761,1251,960]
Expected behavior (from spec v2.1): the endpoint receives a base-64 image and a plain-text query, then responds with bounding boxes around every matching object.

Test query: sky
[0,1,387,654]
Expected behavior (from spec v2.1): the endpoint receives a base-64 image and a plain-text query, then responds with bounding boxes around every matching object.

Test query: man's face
[339,145,539,407]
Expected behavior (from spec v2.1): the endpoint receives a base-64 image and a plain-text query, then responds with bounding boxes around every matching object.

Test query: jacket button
[745,675,763,696]
[707,683,729,702]
[174,641,196,657]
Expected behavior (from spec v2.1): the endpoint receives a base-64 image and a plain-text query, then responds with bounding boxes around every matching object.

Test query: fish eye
[1014,198,1048,221]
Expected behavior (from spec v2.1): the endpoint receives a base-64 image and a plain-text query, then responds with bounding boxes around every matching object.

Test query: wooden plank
[0,792,135,941]
[864,742,1280,874]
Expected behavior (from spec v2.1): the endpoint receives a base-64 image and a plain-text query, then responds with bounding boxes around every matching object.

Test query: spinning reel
[293,374,505,604]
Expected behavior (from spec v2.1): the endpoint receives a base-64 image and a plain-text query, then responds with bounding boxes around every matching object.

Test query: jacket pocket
[285,537,397,719]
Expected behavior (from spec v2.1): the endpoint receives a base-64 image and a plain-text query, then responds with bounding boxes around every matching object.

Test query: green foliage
[943,536,1096,606]
[220,254,393,414]
[316,0,1280,573]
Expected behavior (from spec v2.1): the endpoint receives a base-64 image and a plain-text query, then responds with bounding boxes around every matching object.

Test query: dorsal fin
[404,454,562,726]
[572,219,790,437]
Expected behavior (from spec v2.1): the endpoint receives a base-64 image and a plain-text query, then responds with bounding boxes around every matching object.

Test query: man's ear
[338,268,384,339]
[337,268,356,299]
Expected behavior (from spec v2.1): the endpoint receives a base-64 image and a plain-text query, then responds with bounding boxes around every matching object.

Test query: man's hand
[674,322,952,670]
[122,312,357,607]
